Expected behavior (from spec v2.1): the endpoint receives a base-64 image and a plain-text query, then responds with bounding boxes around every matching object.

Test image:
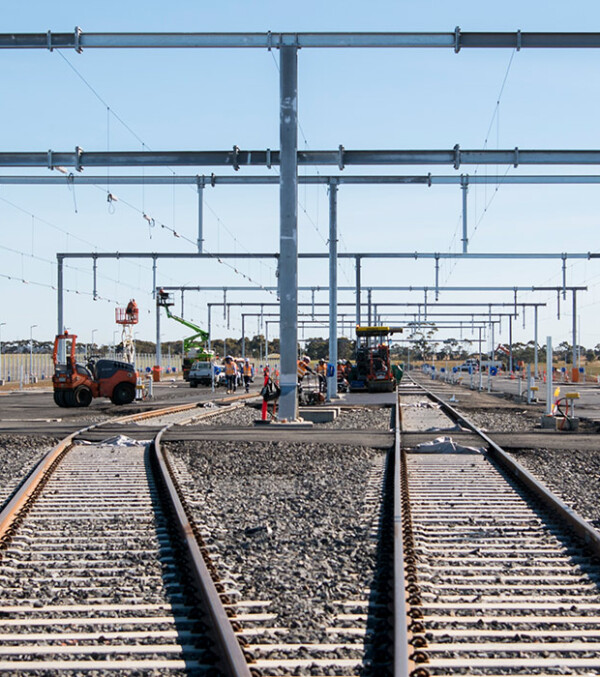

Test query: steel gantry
[9,28,600,420]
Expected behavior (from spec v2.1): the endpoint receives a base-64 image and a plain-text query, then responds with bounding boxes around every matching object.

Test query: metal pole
[368,288,372,326]
[57,256,65,362]
[534,305,539,379]
[461,177,468,253]
[508,315,513,373]
[241,314,246,360]
[152,257,157,300]
[546,336,553,416]
[181,290,184,318]
[155,298,161,368]
[197,177,204,253]
[328,180,338,400]
[478,326,482,391]
[355,256,361,327]
[278,43,299,421]
[572,289,577,375]
[207,305,212,352]
[266,321,269,364]
[0,323,4,382]
[29,324,37,382]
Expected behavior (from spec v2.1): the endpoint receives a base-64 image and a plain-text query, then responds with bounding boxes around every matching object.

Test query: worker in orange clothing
[224,356,237,393]
[297,355,315,386]
[125,299,138,321]
[316,358,327,393]
[243,358,253,393]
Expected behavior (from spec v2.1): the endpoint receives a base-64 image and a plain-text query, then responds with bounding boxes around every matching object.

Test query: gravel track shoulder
[0,435,59,510]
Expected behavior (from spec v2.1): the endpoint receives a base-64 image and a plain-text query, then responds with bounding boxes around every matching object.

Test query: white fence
[0,353,182,384]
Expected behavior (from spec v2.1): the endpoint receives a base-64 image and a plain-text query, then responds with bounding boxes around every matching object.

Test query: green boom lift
[157,292,214,380]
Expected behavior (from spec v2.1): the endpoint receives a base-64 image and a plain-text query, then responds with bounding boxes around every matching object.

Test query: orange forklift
[52,331,137,407]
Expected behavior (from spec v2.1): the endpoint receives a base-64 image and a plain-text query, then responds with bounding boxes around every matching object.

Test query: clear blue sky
[2,0,600,355]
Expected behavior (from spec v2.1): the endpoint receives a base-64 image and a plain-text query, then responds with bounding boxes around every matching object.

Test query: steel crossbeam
[4,30,600,50]
[7,149,600,169]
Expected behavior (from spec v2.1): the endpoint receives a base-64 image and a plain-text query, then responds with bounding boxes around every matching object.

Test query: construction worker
[125,299,138,321]
[243,358,253,393]
[297,355,315,386]
[316,358,327,393]
[224,356,237,393]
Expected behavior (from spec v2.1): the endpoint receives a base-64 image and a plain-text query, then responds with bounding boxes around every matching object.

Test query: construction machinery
[349,326,403,393]
[157,291,214,382]
[52,332,137,407]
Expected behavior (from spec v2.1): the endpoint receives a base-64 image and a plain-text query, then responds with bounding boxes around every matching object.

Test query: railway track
[3,378,600,675]
[0,395,255,675]
[399,376,600,676]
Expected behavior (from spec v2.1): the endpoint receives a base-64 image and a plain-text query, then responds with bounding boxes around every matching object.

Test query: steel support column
[278,44,299,421]
[534,306,539,378]
[155,298,161,368]
[461,177,468,253]
[57,256,65,362]
[207,305,212,352]
[509,315,513,373]
[355,256,361,326]
[197,177,204,253]
[241,314,246,360]
[328,180,338,400]
[546,337,553,415]
[572,290,577,372]
[152,257,157,300]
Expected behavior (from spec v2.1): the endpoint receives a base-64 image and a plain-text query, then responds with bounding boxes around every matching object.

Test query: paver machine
[52,332,137,407]
[157,290,214,382]
[349,326,403,393]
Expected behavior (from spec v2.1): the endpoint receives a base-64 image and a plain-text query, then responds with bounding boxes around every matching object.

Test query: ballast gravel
[167,439,386,640]
[0,435,58,510]
[510,447,600,529]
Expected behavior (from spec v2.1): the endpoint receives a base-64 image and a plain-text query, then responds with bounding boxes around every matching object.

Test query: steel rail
[394,392,411,677]
[153,418,253,677]
[409,376,600,557]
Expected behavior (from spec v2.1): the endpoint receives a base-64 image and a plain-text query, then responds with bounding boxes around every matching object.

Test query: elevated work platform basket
[115,307,139,325]
[157,291,175,307]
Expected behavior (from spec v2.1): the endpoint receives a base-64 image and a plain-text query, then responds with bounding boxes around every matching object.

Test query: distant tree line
[2,334,593,365]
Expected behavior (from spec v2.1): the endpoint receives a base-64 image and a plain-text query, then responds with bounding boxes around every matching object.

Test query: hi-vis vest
[317,362,326,375]
[244,363,252,377]
[225,362,237,376]
[297,361,309,379]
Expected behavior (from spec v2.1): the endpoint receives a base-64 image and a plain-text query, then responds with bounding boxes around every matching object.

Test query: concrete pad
[540,415,558,429]
[253,419,314,428]
[299,407,340,423]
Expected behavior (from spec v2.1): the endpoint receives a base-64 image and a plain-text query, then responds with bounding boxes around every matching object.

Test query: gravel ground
[461,407,544,433]
[189,403,393,429]
[319,406,393,430]
[167,440,385,640]
[0,435,59,510]
[509,447,600,530]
